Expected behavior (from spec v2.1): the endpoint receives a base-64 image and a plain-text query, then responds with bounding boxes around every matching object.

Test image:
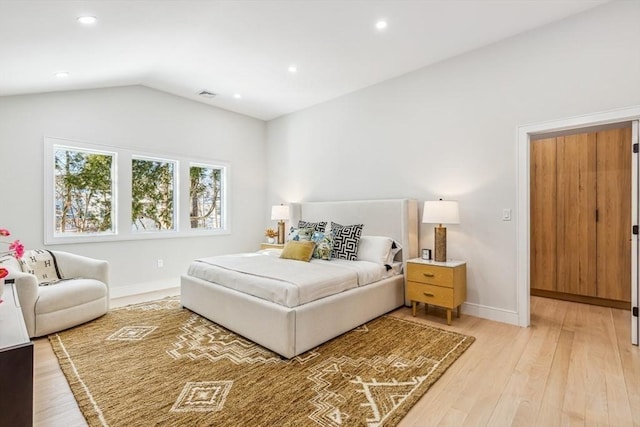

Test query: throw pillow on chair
[9,250,110,337]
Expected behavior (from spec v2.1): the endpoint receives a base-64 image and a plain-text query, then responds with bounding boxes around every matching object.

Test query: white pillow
[357,236,393,264]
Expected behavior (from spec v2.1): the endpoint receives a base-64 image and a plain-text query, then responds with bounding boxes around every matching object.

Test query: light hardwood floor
[34,294,639,426]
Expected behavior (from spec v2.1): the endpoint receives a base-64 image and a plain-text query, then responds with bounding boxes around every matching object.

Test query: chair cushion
[35,279,107,315]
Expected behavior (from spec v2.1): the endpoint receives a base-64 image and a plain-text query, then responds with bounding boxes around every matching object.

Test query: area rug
[49,298,474,427]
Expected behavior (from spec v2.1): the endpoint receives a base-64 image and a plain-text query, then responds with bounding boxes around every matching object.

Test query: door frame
[516,106,640,343]
[633,120,639,344]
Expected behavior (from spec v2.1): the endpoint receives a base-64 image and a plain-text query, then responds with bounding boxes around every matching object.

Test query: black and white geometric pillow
[298,220,327,233]
[331,223,364,261]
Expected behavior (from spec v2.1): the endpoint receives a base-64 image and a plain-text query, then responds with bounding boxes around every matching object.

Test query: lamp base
[277,221,285,244]
[434,226,447,262]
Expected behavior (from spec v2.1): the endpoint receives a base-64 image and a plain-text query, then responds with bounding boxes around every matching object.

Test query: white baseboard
[109,278,180,299]
[462,302,521,326]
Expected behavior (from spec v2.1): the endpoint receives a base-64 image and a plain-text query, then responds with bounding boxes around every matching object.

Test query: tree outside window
[54,147,115,235]
[131,157,176,231]
[46,137,229,244]
[190,165,223,229]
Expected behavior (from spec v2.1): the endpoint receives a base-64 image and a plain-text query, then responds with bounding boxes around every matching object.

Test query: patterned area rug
[49,298,474,427]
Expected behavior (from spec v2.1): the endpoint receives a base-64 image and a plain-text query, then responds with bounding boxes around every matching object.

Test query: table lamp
[271,204,290,244]
[422,199,459,262]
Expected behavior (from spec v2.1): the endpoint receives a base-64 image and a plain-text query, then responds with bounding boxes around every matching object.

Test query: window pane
[131,158,176,231]
[190,165,223,229]
[54,147,114,235]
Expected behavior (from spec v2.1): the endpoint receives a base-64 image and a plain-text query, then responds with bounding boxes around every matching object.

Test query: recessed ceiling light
[288,65,297,73]
[375,20,388,30]
[233,93,242,99]
[55,71,70,78]
[77,16,97,25]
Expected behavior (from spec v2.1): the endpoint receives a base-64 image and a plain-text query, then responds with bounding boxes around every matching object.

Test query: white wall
[266,1,640,323]
[0,85,266,296]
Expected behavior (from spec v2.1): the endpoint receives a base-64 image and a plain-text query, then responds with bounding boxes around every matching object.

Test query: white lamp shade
[422,200,460,225]
[271,205,290,221]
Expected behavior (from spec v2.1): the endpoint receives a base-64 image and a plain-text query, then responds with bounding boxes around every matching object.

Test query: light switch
[502,208,512,221]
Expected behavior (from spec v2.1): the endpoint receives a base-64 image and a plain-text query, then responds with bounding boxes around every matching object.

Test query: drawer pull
[423,292,435,297]
[423,273,435,277]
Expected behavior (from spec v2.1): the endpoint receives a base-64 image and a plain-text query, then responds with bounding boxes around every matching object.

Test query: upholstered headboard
[289,199,419,263]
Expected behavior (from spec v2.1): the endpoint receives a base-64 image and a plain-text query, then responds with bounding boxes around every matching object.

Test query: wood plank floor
[33,294,639,426]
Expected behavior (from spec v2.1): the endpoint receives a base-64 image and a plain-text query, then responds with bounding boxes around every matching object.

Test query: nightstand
[405,258,466,325]
[260,243,285,250]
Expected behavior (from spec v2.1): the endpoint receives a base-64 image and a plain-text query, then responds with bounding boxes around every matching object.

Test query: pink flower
[9,240,24,259]
[0,268,7,279]
[0,227,22,260]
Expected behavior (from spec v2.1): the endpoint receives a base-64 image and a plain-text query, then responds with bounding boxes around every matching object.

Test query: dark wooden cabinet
[0,282,34,427]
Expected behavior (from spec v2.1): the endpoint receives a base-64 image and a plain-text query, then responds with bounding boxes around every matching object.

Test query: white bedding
[187,250,400,308]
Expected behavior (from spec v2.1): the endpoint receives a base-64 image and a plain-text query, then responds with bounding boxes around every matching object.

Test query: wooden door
[530,137,557,291]
[596,127,632,302]
[556,133,597,296]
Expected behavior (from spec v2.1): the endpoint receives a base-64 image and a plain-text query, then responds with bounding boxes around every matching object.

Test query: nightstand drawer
[406,264,453,287]
[406,282,453,308]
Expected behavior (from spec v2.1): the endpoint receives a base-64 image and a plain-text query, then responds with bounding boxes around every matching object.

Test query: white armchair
[5,251,109,338]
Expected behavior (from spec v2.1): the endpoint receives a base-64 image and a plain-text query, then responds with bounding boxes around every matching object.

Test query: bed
[180,199,418,358]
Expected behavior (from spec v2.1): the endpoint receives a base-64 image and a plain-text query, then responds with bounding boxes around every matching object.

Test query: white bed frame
[181,199,418,358]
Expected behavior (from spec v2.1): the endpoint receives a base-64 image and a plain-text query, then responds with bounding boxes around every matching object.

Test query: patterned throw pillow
[329,222,345,235]
[298,220,327,233]
[287,227,314,242]
[19,249,63,285]
[330,223,364,261]
[311,231,333,260]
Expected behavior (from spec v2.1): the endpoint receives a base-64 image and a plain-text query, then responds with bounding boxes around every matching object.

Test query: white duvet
[187,250,400,308]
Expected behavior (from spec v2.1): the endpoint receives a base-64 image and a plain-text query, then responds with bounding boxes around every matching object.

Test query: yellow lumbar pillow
[280,240,316,262]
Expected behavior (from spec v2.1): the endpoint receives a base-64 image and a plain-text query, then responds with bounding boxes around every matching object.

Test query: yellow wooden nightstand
[405,258,467,325]
[260,243,285,250]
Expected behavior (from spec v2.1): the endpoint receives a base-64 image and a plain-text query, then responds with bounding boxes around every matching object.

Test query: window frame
[131,155,178,233]
[49,143,118,240]
[44,137,230,244]
[188,162,227,232]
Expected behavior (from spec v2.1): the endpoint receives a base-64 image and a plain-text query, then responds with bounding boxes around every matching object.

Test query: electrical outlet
[502,208,512,221]
[157,259,164,268]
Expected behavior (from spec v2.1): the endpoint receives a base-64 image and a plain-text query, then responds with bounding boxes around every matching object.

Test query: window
[54,146,115,236]
[44,137,229,244]
[132,157,176,232]
[189,164,224,230]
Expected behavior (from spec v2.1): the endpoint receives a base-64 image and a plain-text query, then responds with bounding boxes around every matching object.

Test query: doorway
[530,125,631,308]
[516,106,640,345]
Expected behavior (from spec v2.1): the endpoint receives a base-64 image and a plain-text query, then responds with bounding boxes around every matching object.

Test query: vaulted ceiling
[0,0,609,120]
